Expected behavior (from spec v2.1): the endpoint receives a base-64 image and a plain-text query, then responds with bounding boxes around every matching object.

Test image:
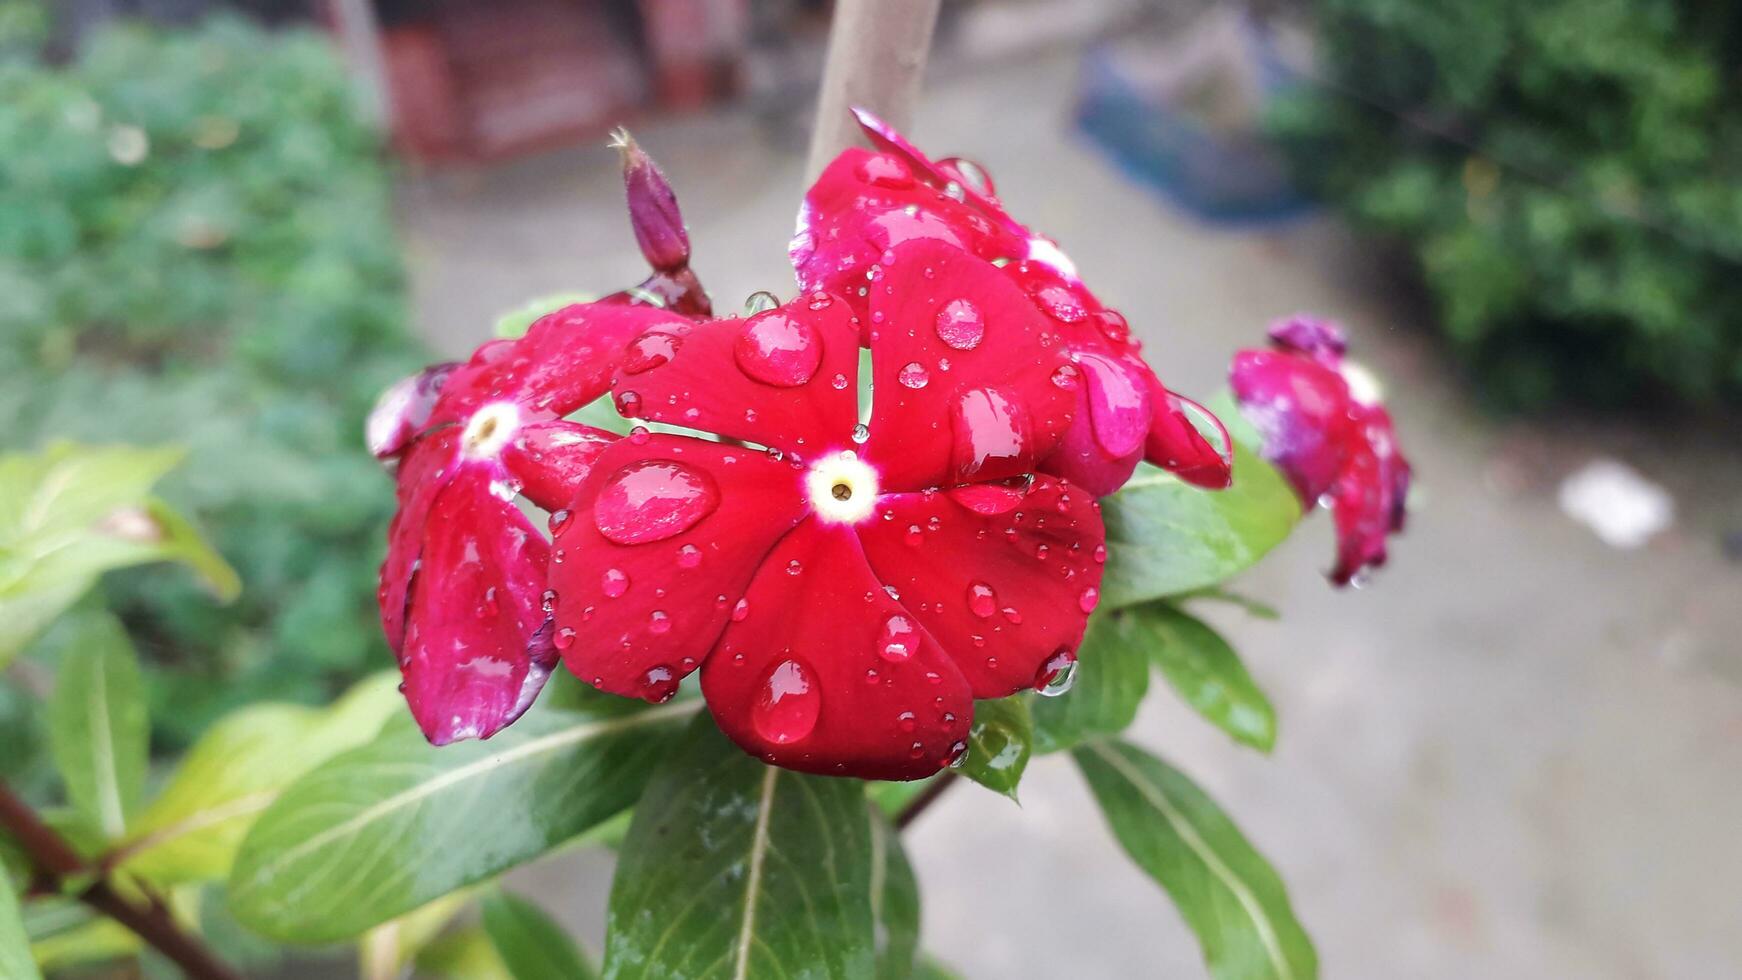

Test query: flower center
[461,402,519,459]
[806,450,878,524]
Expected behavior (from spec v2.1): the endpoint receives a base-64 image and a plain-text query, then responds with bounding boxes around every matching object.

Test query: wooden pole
[804,0,943,181]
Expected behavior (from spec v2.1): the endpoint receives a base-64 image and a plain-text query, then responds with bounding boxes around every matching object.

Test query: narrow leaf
[46,614,148,840]
[603,716,875,980]
[117,673,403,884]
[960,698,1031,800]
[1100,445,1299,608]
[1031,611,1150,754]
[228,699,700,942]
[1075,740,1316,980]
[483,890,598,980]
[870,809,919,980]
[1145,605,1276,752]
[0,870,42,980]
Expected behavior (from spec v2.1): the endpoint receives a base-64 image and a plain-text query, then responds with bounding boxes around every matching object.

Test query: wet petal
[862,240,1077,490]
[400,468,555,744]
[1044,386,1143,496]
[379,429,461,652]
[857,476,1104,698]
[607,294,860,454]
[701,521,972,780]
[1229,349,1352,503]
[501,420,618,512]
[549,435,808,699]
[1144,389,1234,491]
[367,362,458,461]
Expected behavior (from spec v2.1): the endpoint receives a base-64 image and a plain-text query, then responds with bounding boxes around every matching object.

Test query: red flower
[791,108,1231,496]
[548,239,1105,779]
[1229,317,1412,586]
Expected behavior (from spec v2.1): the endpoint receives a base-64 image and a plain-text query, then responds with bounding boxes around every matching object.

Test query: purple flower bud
[614,129,691,275]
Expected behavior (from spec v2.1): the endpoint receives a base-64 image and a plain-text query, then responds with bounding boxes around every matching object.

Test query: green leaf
[23,898,140,969]
[0,870,42,980]
[494,293,594,339]
[0,442,237,665]
[870,810,919,980]
[416,924,513,980]
[228,699,699,943]
[960,698,1031,800]
[1075,740,1316,980]
[482,890,598,980]
[46,613,148,840]
[914,955,966,980]
[1145,605,1277,752]
[1031,610,1151,754]
[866,777,934,820]
[361,890,477,980]
[116,673,403,885]
[1100,445,1299,608]
[603,716,875,980]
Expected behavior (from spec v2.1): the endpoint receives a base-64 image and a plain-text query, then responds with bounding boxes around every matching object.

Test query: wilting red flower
[791,108,1230,496]
[1229,316,1411,585]
[547,239,1105,779]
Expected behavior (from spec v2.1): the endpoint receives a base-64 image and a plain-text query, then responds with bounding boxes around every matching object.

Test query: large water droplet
[623,331,681,374]
[878,613,919,662]
[1033,284,1087,323]
[734,311,822,387]
[601,568,629,598]
[1078,352,1149,458]
[640,665,679,703]
[967,582,997,618]
[898,362,930,389]
[752,659,820,744]
[594,459,720,544]
[742,290,780,316]
[934,298,985,350]
[648,610,672,634]
[950,387,1027,478]
[1078,586,1100,613]
[1034,649,1077,696]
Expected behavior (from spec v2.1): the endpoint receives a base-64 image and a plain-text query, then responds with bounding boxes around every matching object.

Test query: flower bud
[613,128,691,275]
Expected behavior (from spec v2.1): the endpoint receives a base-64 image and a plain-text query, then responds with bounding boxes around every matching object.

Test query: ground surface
[398,52,1742,980]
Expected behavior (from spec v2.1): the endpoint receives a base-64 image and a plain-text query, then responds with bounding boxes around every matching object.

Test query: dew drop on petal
[731,597,751,621]
[1034,648,1078,696]
[677,543,702,568]
[950,387,1028,478]
[852,422,870,444]
[1093,544,1107,564]
[594,459,720,544]
[554,626,576,650]
[967,582,996,618]
[547,509,572,534]
[1034,284,1088,323]
[648,610,672,634]
[855,154,914,189]
[878,613,919,662]
[734,310,822,387]
[1050,364,1081,390]
[640,665,679,703]
[601,567,629,598]
[615,390,642,416]
[1079,587,1100,613]
[623,331,681,374]
[752,659,820,744]
[898,362,930,389]
[934,298,985,350]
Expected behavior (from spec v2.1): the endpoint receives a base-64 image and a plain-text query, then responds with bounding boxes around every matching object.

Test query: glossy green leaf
[1031,611,1151,754]
[483,890,598,980]
[494,293,594,338]
[0,443,237,665]
[46,613,148,840]
[961,697,1032,800]
[603,716,875,980]
[1100,445,1300,608]
[870,809,919,980]
[0,870,41,980]
[1075,740,1316,980]
[1146,605,1277,752]
[116,673,402,885]
[24,897,140,969]
[228,698,701,943]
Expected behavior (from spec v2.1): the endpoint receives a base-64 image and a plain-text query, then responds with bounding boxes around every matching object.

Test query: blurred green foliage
[1271,0,1742,409]
[0,15,424,744]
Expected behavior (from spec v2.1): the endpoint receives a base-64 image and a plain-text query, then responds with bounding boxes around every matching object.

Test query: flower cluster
[370,115,1398,779]
[1229,317,1412,585]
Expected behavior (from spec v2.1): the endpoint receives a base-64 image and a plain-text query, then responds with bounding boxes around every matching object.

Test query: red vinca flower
[548,239,1106,779]
[791,108,1231,496]
[1229,316,1412,586]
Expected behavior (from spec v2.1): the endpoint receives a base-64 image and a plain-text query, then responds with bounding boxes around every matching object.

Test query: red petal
[701,520,972,779]
[607,294,860,454]
[1044,387,1143,497]
[1144,390,1234,491]
[430,303,688,426]
[367,362,458,460]
[857,477,1104,698]
[549,435,808,699]
[400,469,555,744]
[1229,349,1353,503]
[379,429,461,652]
[862,240,1077,490]
[501,420,617,513]
[1329,404,1412,585]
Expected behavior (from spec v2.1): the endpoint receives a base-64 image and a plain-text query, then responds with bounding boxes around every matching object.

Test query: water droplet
[1078,587,1100,613]
[1093,544,1107,564]
[594,459,720,544]
[615,390,642,416]
[967,582,996,618]
[942,180,966,202]
[1034,649,1078,696]
[904,523,924,547]
[1001,606,1023,624]
[1050,364,1081,390]
[878,613,919,662]
[476,586,499,619]
[623,331,681,374]
[950,387,1027,478]
[944,156,993,195]
[731,597,750,621]
[934,298,985,350]
[831,373,849,390]
[752,659,820,744]
[541,588,558,614]
[946,740,969,767]
[601,568,629,598]
[855,154,914,189]
[734,311,822,387]
[677,543,702,568]
[742,290,780,316]
[807,292,835,311]
[554,626,576,649]
[649,610,672,634]
[898,362,930,389]
[897,711,917,733]
[1033,284,1087,323]
[785,559,803,576]
[1094,310,1131,344]
[628,425,651,445]
[640,665,679,703]
[852,422,870,444]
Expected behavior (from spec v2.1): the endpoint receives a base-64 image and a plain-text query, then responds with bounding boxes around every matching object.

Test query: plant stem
[0,782,240,980]
[895,772,958,830]
[804,0,943,181]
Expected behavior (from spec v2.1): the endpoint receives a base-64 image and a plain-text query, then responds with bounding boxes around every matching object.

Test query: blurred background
[6,0,1742,976]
